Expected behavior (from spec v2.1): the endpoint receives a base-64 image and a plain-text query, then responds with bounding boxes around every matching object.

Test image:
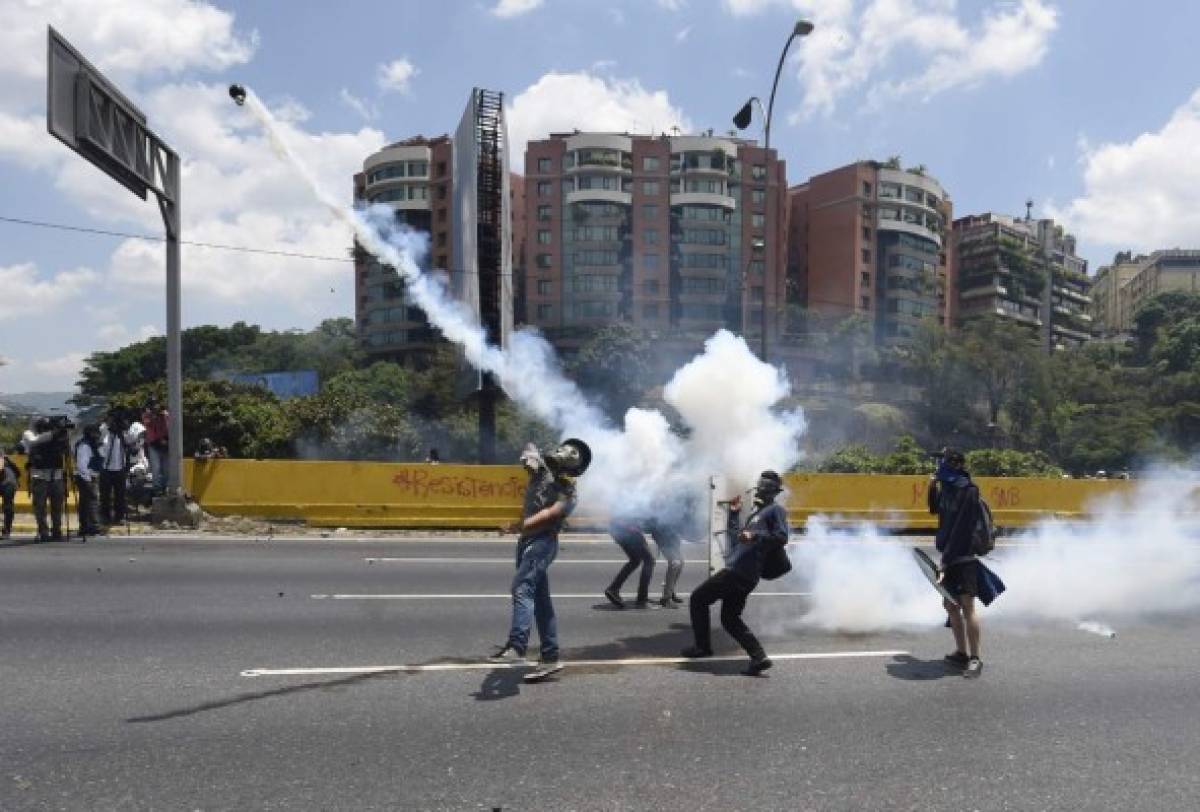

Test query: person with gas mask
[604,517,657,609]
[490,438,592,683]
[22,416,71,542]
[73,425,104,539]
[682,470,789,675]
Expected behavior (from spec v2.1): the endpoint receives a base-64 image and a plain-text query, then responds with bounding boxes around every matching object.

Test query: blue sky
[2,0,1199,392]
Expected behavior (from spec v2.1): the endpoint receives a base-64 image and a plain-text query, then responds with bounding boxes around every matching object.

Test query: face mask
[546,443,583,477]
[753,476,780,506]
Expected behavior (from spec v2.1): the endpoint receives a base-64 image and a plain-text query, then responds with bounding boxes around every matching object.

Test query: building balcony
[670,191,737,210]
[566,189,632,207]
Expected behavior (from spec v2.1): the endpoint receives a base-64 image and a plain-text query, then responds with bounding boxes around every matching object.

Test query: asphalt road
[1,535,1197,811]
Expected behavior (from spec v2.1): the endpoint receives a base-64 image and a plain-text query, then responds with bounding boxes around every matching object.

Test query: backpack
[970,496,996,557]
[761,544,792,580]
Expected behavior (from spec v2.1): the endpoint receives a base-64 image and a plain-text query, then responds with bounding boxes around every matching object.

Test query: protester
[22,416,70,542]
[425,447,441,465]
[1,446,20,541]
[646,518,686,607]
[194,437,219,461]
[927,448,1005,679]
[73,425,103,539]
[490,438,592,683]
[682,471,789,676]
[605,517,656,609]
[142,400,169,494]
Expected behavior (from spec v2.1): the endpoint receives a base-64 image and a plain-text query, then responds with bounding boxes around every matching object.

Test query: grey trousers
[32,477,65,538]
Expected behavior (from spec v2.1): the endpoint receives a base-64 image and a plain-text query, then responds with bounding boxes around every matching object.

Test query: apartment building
[1092,249,1200,335]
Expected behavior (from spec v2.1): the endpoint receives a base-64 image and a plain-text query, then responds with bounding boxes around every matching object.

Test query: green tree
[569,323,654,419]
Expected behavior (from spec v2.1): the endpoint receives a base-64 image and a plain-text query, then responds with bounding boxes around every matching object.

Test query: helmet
[753,470,783,505]
[546,438,592,478]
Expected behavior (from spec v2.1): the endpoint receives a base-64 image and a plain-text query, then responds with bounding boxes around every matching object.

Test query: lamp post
[733,18,814,362]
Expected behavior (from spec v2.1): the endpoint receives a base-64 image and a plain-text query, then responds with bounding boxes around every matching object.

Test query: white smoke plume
[238,91,805,521]
[777,470,1200,636]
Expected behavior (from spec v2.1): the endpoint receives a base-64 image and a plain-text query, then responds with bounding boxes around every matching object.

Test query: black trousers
[99,470,127,524]
[610,534,655,601]
[75,476,101,535]
[689,569,764,658]
[1,482,14,535]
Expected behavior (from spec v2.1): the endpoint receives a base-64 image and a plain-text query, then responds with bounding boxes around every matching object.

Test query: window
[642,156,660,172]
[680,253,728,270]
[679,302,723,320]
[680,228,726,246]
[642,181,660,195]
[561,178,575,194]
[578,174,621,191]
[644,228,659,245]
[751,286,764,302]
[879,182,901,199]
[537,304,553,319]
[437,208,447,222]
[574,249,620,266]
[904,187,924,204]
[406,161,428,177]
[537,181,552,197]
[537,157,553,173]
[862,226,871,241]
[747,260,765,276]
[644,254,659,270]
[861,295,871,309]
[642,303,659,318]
[536,280,552,295]
[751,164,766,181]
[681,277,727,294]
[643,280,660,294]
[573,301,614,318]
[537,230,552,245]
[684,178,723,194]
[572,225,619,242]
[563,153,575,169]
[436,255,447,269]
[437,232,447,247]
[572,275,619,292]
[437,184,447,200]
[537,205,552,221]
[861,271,871,286]
[752,188,766,206]
[642,204,659,220]
[536,253,552,269]
[407,185,428,201]
[862,181,873,197]
[436,161,447,177]
[862,248,872,264]
[751,213,765,228]
[677,205,731,223]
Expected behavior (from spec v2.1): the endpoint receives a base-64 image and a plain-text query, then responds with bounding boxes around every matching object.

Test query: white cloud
[507,71,693,171]
[492,0,543,18]
[657,0,687,9]
[339,88,378,121]
[1047,87,1200,254]
[377,58,418,94]
[718,0,1058,119]
[0,0,255,107]
[608,8,626,25]
[0,263,97,322]
[33,351,87,381]
[675,25,693,43]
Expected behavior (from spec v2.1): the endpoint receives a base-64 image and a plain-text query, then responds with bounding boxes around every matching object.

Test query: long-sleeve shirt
[99,429,136,473]
[724,502,790,587]
[75,443,97,482]
[931,470,980,567]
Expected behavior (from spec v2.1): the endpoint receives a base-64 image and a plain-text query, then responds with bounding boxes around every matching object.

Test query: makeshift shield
[913,547,958,607]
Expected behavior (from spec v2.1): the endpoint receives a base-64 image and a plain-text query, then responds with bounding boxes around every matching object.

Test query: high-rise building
[353,95,524,363]
[786,161,954,345]
[1091,249,1200,335]
[953,212,1091,351]
[521,132,787,350]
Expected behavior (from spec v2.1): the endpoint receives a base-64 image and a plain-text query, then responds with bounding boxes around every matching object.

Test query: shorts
[942,560,979,598]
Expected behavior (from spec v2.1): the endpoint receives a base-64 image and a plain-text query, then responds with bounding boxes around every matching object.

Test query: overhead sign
[47,26,160,200]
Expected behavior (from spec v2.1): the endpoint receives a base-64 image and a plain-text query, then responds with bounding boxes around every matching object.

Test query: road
[1,535,1197,810]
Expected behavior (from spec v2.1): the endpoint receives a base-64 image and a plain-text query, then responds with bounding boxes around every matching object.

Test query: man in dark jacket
[927,448,993,679]
[682,470,789,676]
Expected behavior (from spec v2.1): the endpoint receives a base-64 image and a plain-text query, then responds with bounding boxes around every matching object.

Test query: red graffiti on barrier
[391,470,524,500]
[988,485,1020,508]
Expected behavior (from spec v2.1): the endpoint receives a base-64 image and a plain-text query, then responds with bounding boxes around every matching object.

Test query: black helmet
[547,438,592,477]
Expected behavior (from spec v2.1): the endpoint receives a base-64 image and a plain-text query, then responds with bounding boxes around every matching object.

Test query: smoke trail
[238,91,805,519]
[778,470,1200,636]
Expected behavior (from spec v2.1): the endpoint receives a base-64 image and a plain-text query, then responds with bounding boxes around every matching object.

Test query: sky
[1,0,1199,393]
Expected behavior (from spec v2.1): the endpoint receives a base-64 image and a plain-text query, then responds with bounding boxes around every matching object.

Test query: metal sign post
[47,27,195,524]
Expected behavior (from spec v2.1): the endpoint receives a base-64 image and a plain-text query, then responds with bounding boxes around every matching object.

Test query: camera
[46,415,76,432]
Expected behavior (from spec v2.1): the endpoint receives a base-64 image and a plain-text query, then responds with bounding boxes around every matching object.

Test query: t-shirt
[520,467,577,543]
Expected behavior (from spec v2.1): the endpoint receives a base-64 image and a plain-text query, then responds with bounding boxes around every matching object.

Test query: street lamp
[733,18,814,362]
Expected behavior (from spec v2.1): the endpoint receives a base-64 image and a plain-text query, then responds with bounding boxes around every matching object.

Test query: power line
[0,213,517,277]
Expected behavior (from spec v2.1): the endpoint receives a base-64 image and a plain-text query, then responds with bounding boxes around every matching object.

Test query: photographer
[1,445,20,540]
[99,411,137,527]
[73,425,104,539]
[22,416,71,542]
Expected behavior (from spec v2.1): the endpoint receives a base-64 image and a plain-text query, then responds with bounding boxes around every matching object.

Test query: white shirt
[99,427,137,473]
[75,442,96,482]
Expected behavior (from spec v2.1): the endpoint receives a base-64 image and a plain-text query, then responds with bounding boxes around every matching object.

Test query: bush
[964,448,1063,478]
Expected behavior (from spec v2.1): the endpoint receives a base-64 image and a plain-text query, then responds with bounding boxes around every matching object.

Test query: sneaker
[964,658,983,679]
[633,598,658,610]
[670,593,684,605]
[488,644,527,664]
[657,596,677,608]
[944,651,970,669]
[603,588,625,609]
[680,645,713,659]
[744,654,773,676]
[523,660,564,683]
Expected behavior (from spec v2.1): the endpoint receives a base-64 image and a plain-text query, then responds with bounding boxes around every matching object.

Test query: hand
[502,520,524,535]
[739,530,754,544]
[729,494,742,511]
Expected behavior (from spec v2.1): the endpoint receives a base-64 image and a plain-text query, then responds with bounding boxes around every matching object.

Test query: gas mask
[752,471,783,507]
[522,438,592,478]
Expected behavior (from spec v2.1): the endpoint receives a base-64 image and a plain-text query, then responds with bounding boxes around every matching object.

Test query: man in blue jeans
[490,438,591,683]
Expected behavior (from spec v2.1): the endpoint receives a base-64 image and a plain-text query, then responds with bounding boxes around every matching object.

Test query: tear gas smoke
[237,90,805,520]
[774,470,1200,636]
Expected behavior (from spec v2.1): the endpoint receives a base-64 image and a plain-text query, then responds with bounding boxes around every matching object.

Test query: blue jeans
[507,536,559,661]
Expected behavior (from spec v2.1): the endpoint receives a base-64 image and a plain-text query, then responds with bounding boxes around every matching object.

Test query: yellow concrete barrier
[3,454,1138,531]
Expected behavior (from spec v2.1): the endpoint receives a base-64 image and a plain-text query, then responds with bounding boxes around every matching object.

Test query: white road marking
[240,649,908,678]
[363,557,710,564]
[310,591,811,600]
